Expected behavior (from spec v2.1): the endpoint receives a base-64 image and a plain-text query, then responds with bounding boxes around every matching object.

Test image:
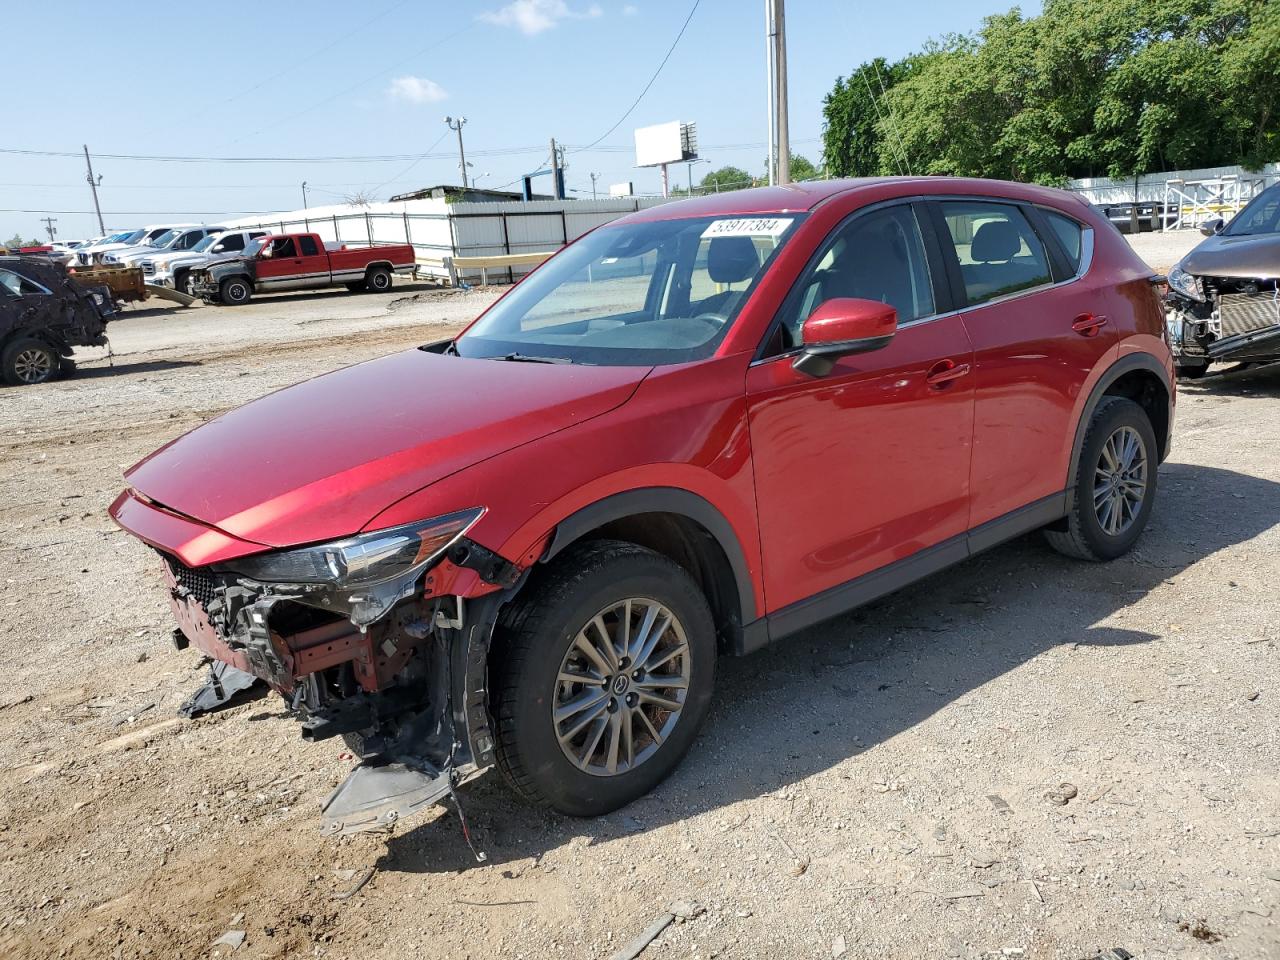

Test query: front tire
[1045,396,1158,561]
[492,540,716,816]
[2,338,59,386]
[219,277,252,306]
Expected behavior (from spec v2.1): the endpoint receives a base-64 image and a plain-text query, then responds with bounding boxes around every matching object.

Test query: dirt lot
[1,247,1277,960]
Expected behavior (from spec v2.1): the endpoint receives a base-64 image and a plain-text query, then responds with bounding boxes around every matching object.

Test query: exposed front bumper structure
[110,487,523,837]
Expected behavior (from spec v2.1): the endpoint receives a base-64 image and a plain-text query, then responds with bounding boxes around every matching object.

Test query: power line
[572,0,701,153]
[0,137,822,168]
[369,129,453,195]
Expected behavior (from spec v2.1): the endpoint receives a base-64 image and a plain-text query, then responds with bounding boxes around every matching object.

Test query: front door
[747,202,975,615]
[254,237,304,290]
[929,200,1118,527]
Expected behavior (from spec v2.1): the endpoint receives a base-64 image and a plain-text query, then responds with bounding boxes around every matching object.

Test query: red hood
[125,349,650,547]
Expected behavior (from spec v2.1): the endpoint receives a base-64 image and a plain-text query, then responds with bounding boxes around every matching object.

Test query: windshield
[103,232,132,244]
[455,214,801,365]
[150,229,180,248]
[1224,184,1280,237]
[192,234,223,252]
[120,229,148,245]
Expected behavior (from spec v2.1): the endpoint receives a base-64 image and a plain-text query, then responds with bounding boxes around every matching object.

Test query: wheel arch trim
[542,486,759,628]
[1067,352,1172,507]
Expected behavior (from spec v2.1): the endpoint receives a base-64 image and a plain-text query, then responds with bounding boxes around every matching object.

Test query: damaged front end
[148,504,525,837]
[1166,266,1280,369]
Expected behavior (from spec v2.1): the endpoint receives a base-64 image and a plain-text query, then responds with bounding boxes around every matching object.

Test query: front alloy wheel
[493,540,716,816]
[555,598,691,776]
[2,338,59,386]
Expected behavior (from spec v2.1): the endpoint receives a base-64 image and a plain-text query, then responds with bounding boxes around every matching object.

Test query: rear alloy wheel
[1045,396,1157,561]
[2,338,59,386]
[219,277,252,306]
[365,267,392,292]
[493,540,716,816]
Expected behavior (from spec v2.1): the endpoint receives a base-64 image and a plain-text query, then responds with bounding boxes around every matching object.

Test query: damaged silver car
[1166,180,1280,378]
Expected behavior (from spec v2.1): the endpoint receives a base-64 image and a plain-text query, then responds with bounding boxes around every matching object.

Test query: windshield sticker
[701,217,794,240]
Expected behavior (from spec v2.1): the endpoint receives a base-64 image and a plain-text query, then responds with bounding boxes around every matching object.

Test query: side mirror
[792,298,898,377]
[1199,217,1225,237]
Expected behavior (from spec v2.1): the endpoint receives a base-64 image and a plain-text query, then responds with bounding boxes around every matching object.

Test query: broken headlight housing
[220,507,483,626]
[1167,265,1204,302]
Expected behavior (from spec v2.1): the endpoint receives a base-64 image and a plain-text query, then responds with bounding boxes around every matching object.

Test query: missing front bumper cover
[319,760,454,836]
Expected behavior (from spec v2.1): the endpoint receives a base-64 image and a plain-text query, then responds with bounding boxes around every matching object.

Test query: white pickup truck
[141,229,270,294]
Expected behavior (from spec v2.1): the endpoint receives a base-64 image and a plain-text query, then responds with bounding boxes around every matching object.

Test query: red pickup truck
[190,233,416,305]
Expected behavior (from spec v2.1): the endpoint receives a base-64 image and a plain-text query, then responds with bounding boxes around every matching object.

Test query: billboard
[609,182,634,197]
[635,121,698,168]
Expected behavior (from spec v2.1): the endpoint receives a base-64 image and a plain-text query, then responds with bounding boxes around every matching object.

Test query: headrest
[707,236,759,284]
[971,221,1020,262]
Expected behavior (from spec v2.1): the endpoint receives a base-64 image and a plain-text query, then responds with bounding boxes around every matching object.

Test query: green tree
[821,0,1280,184]
[4,233,38,248]
[788,154,821,181]
[822,57,909,177]
[699,166,754,192]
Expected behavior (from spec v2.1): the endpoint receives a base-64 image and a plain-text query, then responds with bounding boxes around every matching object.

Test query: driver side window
[774,204,935,352]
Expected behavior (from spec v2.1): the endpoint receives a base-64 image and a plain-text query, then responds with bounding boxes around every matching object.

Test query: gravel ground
[0,258,1277,960]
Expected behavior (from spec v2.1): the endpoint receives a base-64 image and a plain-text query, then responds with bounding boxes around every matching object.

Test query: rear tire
[219,277,252,306]
[1045,396,1158,561]
[2,337,59,386]
[365,267,392,293]
[492,540,716,816]
[1176,362,1210,380]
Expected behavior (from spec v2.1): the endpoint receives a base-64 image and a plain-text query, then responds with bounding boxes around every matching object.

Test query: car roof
[620,176,1090,223]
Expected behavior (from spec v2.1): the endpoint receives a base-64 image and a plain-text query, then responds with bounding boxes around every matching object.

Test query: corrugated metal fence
[222,196,673,284]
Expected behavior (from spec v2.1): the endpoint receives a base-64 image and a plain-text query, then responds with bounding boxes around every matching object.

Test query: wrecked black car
[1166,181,1280,378]
[0,255,116,385]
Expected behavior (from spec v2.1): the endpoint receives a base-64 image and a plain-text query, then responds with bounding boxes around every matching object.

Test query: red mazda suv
[111,178,1174,836]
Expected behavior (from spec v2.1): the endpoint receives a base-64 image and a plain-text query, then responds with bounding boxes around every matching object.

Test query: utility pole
[301,181,309,209]
[83,145,105,235]
[589,172,600,201]
[549,137,562,200]
[446,116,469,188]
[41,217,57,243]
[765,0,776,186]
[764,0,791,184]
[772,0,790,184]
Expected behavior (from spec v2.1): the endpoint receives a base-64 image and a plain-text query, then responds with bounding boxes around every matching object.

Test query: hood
[125,349,651,548]
[202,254,249,271]
[1182,232,1280,280]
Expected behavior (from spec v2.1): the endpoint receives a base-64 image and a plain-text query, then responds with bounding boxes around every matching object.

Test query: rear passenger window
[221,234,245,251]
[939,202,1051,305]
[299,236,319,256]
[1043,211,1083,271]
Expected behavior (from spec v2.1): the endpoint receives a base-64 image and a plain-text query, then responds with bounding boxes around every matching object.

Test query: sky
[1,0,1042,242]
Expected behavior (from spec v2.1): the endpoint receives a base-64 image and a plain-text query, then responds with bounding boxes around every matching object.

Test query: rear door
[746,201,976,616]
[927,199,1115,528]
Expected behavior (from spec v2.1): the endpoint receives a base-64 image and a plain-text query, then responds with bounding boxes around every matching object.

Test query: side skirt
[755,491,1068,647]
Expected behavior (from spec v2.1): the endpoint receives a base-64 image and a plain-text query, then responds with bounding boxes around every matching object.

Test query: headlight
[218,508,484,626]
[1167,265,1204,302]
[227,508,483,587]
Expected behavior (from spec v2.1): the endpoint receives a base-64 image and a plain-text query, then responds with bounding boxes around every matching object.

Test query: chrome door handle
[926,359,971,386]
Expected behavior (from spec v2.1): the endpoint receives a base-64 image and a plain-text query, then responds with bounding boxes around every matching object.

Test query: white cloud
[386,76,448,104]
[622,4,638,15]
[480,0,603,35]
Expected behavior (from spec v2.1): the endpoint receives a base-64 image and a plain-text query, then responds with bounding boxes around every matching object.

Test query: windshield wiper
[496,352,572,364]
